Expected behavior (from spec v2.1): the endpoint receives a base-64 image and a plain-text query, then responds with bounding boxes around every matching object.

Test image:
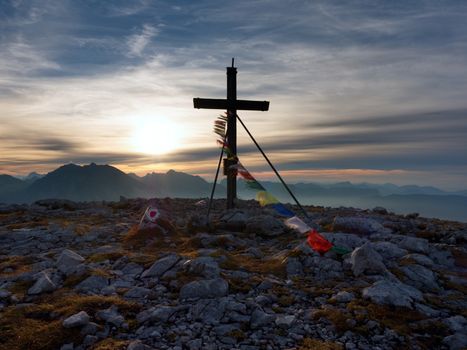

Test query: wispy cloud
[0,1,466,189]
[126,24,159,57]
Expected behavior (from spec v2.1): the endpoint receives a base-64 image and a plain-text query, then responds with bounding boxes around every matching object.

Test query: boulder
[218,210,247,231]
[332,216,388,235]
[137,306,178,324]
[443,315,466,333]
[370,241,407,260]
[321,232,368,251]
[75,275,108,293]
[332,291,355,303]
[442,333,467,350]
[245,215,286,237]
[57,249,85,275]
[275,315,296,328]
[96,306,125,328]
[183,257,220,278]
[250,309,276,329]
[180,278,228,299]
[350,243,387,276]
[400,264,439,291]
[28,271,56,295]
[396,236,429,254]
[124,287,151,299]
[141,254,180,278]
[362,279,423,308]
[285,257,303,278]
[191,299,226,324]
[63,311,90,328]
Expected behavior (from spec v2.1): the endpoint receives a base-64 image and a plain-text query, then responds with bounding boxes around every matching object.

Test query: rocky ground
[0,198,466,350]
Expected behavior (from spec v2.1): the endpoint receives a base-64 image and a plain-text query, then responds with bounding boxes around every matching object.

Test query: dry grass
[87,251,126,263]
[219,252,286,278]
[0,255,36,277]
[299,338,343,350]
[0,292,141,350]
[6,218,49,230]
[91,339,129,350]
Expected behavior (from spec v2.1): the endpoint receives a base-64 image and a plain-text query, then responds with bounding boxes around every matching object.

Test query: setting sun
[129,116,182,155]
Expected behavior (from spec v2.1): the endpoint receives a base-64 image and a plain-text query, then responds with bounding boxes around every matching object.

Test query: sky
[1,0,466,190]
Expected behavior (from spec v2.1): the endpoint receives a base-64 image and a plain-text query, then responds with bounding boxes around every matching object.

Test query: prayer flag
[285,215,310,234]
[272,203,295,218]
[307,229,333,254]
[256,191,280,206]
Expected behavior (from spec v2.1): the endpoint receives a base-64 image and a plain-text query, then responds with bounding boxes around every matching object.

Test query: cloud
[126,24,159,57]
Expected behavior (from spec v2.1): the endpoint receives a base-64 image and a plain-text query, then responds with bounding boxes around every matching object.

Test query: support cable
[206,131,227,223]
[236,114,312,221]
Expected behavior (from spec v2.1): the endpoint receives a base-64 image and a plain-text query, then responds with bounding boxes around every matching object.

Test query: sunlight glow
[130,115,182,155]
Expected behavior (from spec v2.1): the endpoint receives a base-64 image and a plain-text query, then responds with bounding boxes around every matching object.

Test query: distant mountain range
[1,163,466,222]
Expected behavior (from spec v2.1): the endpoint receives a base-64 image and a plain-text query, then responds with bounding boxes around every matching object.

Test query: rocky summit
[0,198,466,350]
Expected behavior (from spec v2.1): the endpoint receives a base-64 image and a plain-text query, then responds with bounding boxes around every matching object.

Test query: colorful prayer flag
[272,203,295,218]
[256,191,280,206]
[285,215,310,234]
[307,229,333,254]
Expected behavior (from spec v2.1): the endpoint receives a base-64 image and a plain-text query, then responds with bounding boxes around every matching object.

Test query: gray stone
[286,257,303,278]
[250,309,276,329]
[214,323,240,336]
[442,333,467,350]
[362,279,423,308]
[443,315,466,333]
[332,291,355,303]
[0,289,11,299]
[350,243,387,276]
[80,322,100,335]
[127,340,153,350]
[275,315,296,328]
[321,232,368,251]
[96,306,125,328]
[57,249,85,275]
[184,257,220,278]
[400,264,439,291]
[60,344,74,350]
[121,263,144,275]
[83,335,98,347]
[333,216,388,235]
[397,236,429,254]
[141,254,180,278]
[137,306,177,324]
[28,271,56,295]
[187,339,202,350]
[371,241,407,260]
[402,254,434,267]
[219,210,248,230]
[63,311,90,328]
[191,299,226,325]
[180,278,228,299]
[75,275,108,293]
[245,215,286,237]
[124,287,151,299]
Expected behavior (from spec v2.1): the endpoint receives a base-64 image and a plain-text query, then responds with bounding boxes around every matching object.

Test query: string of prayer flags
[212,116,350,256]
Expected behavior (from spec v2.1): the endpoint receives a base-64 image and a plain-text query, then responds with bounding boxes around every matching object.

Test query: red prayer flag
[307,229,333,254]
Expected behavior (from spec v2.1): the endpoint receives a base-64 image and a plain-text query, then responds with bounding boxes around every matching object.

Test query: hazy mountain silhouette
[1,163,466,221]
[139,170,225,198]
[0,174,29,195]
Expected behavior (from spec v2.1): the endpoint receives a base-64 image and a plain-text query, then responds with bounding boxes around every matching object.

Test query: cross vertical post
[226,61,237,208]
[193,59,269,209]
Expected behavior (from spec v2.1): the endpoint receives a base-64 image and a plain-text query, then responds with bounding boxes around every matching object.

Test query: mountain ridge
[1,163,466,222]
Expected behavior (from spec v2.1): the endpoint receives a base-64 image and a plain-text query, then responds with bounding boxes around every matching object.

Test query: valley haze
[1,163,466,223]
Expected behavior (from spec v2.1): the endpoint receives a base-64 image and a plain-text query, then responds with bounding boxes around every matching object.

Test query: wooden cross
[193,59,270,209]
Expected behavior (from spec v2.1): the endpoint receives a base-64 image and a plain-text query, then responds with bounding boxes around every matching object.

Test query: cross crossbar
[193,98,269,111]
